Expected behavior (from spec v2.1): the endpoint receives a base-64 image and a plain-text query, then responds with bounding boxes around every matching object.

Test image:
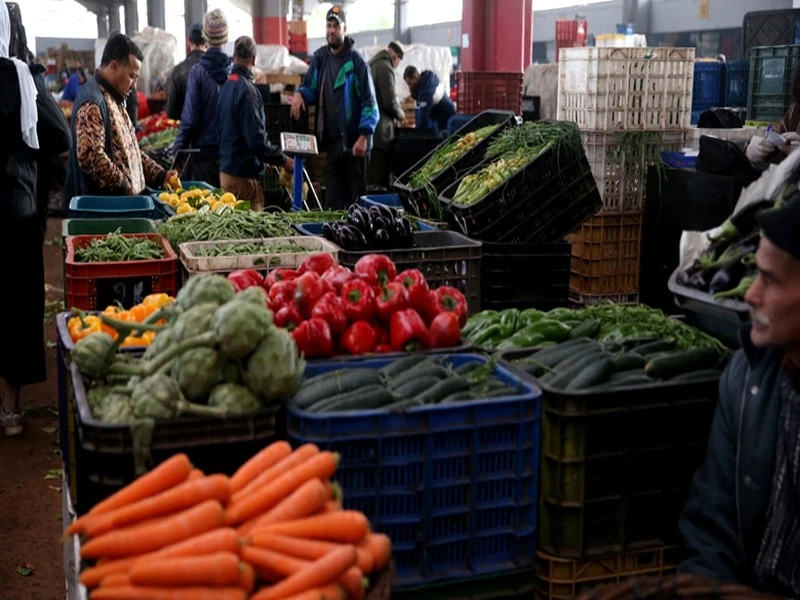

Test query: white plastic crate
[569,289,640,306]
[688,126,765,151]
[581,130,687,212]
[558,47,696,131]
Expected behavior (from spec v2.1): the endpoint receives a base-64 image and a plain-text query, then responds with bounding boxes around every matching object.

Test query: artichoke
[244,326,305,402]
[71,332,117,380]
[130,374,226,420]
[95,391,133,424]
[176,273,235,311]
[142,327,173,361]
[172,347,225,402]
[236,285,268,307]
[87,384,112,410]
[214,300,273,360]
[208,383,261,415]
[171,302,217,344]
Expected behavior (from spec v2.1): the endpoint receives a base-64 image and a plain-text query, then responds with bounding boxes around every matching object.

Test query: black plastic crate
[439,147,602,244]
[68,362,284,513]
[336,231,482,315]
[743,10,800,61]
[496,348,719,558]
[747,45,800,123]
[390,132,440,182]
[393,110,518,218]
[481,241,571,311]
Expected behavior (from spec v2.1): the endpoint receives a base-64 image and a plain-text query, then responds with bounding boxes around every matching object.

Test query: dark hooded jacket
[174,47,231,160]
[413,69,455,132]
[368,49,404,151]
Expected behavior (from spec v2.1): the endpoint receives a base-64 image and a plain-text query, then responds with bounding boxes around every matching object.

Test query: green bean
[75,230,163,263]
[157,211,296,248]
[193,240,305,257]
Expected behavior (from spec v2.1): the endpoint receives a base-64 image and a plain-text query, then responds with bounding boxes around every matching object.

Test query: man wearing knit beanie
[173,8,232,186]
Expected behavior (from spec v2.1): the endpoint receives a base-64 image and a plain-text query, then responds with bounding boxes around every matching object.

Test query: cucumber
[300,368,350,388]
[569,319,601,340]
[387,362,449,390]
[379,354,428,378]
[548,351,610,390]
[478,378,508,392]
[382,398,424,411]
[633,340,675,356]
[589,375,657,390]
[513,340,598,376]
[481,386,523,398]
[394,376,442,399]
[294,369,384,409]
[645,348,721,379]
[535,341,558,348]
[609,368,647,382]
[566,357,614,391]
[551,344,607,373]
[439,391,477,404]
[307,384,393,413]
[413,377,471,405]
[455,361,484,375]
[611,353,646,372]
[669,369,723,382]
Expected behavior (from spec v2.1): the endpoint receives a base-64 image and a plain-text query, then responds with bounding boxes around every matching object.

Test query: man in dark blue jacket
[679,196,800,597]
[290,5,378,209]
[403,66,455,133]
[173,8,231,187]
[218,36,293,212]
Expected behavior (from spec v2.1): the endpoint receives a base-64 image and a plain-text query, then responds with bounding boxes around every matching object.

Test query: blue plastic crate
[723,60,749,107]
[660,151,697,170]
[358,193,403,208]
[68,196,158,219]
[692,62,723,111]
[447,114,476,136]
[287,353,541,587]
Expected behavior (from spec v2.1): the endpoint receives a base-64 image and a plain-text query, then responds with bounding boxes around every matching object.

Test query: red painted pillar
[524,0,534,69]
[461,0,486,71]
[462,0,530,72]
[253,0,287,46]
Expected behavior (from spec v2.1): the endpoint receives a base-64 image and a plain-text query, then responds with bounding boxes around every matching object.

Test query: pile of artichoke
[72,273,306,424]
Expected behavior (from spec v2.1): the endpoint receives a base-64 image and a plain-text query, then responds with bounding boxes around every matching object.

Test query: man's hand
[290,93,306,120]
[779,132,800,155]
[746,136,774,163]
[352,135,368,158]
[163,169,180,189]
[283,156,295,173]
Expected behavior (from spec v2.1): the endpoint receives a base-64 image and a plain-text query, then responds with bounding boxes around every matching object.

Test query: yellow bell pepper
[143,293,173,311]
[67,314,102,342]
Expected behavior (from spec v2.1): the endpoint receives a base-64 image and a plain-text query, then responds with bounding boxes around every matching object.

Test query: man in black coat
[167,23,207,120]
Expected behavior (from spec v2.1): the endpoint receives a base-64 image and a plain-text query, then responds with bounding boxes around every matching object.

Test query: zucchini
[669,369,723,383]
[566,357,614,391]
[611,353,646,372]
[300,368,350,388]
[387,362,449,390]
[482,386,523,398]
[645,348,721,379]
[513,340,598,376]
[609,368,647,382]
[413,377,471,405]
[294,369,384,409]
[307,384,394,413]
[480,378,509,391]
[455,361,484,375]
[633,340,675,356]
[569,319,601,340]
[383,398,424,411]
[589,375,657,390]
[548,351,610,390]
[394,376,442,399]
[379,354,428,378]
[439,391,477,404]
[551,344,607,373]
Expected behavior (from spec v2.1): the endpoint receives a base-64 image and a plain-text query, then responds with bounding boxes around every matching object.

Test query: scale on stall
[280,132,323,211]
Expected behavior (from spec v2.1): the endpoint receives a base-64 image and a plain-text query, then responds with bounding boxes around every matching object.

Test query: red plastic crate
[65,234,179,310]
[456,71,523,115]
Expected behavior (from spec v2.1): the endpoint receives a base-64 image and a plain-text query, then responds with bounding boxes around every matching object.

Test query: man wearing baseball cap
[368,41,406,188]
[291,4,378,209]
[167,23,207,120]
[680,196,800,596]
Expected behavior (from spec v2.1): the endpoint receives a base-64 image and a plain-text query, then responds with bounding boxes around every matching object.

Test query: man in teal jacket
[291,5,378,209]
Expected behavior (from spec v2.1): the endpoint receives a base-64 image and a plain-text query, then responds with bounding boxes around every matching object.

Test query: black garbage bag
[696,135,758,178]
[697,108,746,129]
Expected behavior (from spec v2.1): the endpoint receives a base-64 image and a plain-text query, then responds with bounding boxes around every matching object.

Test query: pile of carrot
[67,443,392,600]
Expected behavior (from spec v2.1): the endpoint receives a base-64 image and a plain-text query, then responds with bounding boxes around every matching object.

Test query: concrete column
[147,0,166,29]
[394,0,410,45]
[253,0,288,46]
[184,0,208,45]
[124,0,139,36]
[97,11,109,38]
[108,4,121,36]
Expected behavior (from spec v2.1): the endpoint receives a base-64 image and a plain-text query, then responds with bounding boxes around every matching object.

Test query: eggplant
[336,224,369,251]
[688,269,714,291]
[729,199,775,238]
[708,258,747,294]
[373,229,392,249]
[321,222,337,243]
[372,203,398,221]
[370,215,391,236]
[347,206,372,236]
[394,217,414,248]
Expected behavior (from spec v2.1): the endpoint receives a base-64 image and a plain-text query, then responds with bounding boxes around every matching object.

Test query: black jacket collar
[231,63,253,80]
[95,72,126,103]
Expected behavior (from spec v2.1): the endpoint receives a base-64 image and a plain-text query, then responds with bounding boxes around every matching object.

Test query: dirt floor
[0,217,68,600]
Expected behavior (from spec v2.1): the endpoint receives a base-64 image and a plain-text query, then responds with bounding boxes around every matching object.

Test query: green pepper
[496,332,546,351]
[471,324,504,348]
[523,319,573,342]
[519,309,544,327]
[462,311,500,338]
[499,309,520,337]
[544,308,576,322]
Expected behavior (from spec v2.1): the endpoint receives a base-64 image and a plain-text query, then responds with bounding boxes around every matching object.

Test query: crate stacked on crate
[555,19,588,62]
[288,19,307,55]
[722,60,749,108]
[558,46,694,305]
[748,45,800,123]
[456,71,523,115]
[691,60,723,123]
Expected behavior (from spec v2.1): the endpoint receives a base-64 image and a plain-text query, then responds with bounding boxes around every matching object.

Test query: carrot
[237,562,254,594]
[82,500,225,559]
[230,441,292,494]
[239,479,329,537]
[248,545,357,600]
[280,584,345,600]
[241,546,306,578]
[85,475,231,538]
[322,500,341,513]
[188,469,205,481]
[339,566,366,600]
[88,454,192,517]
[99,573,131,588]
[231,444,319,504]
[246,533,373,574]
[129,552,240,587]
[254,510,368,544]
[90,585,246,600]
[358,533,391,571]
[81,558,140,589]
[225,452,339,526]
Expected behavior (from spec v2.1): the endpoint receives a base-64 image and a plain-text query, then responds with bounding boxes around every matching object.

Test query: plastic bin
[743,9,800,64]
[456,72,524,115]
[65,234,179,311]
[660,151,698,170]
[149,180,216,218]
[68,195,159,219]
[496,348,718,558]
[393,110,518,218]
[557,47,695,131]
[723,60,750,107]
[748,45,800,123]
[61,218,156,238]
[390,131,442,180]
[668,268,749,348]
[286,353,541,587]
[692,61,723,112]
[439,145,602,245]
[481,241,571,312]
[536,545,681,600]
[568,290,640,307]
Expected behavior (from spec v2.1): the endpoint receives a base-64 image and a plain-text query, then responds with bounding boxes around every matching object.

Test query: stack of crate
[557,46,695,305]
[555,19,588,62]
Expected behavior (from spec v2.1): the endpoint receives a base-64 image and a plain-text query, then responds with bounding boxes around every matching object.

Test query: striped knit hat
[203,9,228,46]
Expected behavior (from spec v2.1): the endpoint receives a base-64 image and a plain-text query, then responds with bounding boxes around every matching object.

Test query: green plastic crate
[61,218,156,238]
[748,45,800,123]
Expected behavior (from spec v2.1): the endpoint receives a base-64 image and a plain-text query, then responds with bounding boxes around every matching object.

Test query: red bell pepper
[298,253,336,276]
[375,343,392,354]
[227,269,264,292]
[340,280,375,323]
[274,305,304,332]
[291,318,333,359]
[429,311,462,348]
[389,309,430,352]
[268,279,297,312]
[395,269,434,320]
[373,324,389,346]
[341,321,378,355]
[376,282,409,324]
[264,268,297,290]
[321,265,356,294]
[295,271,334,318]
[311,292,347,336]
[354,254,397,288]
[432,286,469,327]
